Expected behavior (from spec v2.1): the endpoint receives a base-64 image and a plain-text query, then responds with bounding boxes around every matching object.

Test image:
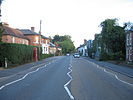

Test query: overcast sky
[1,0,133,47]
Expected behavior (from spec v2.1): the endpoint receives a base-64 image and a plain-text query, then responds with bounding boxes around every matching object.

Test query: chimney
[31,27,35,32]
[3,22,9,26]
[84,39,87,44]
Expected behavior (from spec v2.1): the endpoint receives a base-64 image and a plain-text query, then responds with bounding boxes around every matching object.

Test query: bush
[0,43,34,67]
[100,52,110,61]
[100,51,125,61]
[40,54,54,60]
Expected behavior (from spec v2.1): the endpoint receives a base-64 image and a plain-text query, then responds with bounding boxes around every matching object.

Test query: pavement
[82,57,133,78]
[0,56,132,100]
[0,56,60,78]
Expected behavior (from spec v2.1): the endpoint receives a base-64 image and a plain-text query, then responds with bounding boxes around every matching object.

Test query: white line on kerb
[0,62,51,90]
[64,64,74,100]
[82,58,133,87]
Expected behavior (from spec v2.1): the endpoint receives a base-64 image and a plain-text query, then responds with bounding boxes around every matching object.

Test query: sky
[1,0,133,47]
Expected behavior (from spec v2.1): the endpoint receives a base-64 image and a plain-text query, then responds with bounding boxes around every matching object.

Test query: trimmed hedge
[40,54,54,60]
[0,43,34,67]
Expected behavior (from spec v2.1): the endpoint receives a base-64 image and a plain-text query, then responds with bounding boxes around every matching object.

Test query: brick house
[126,28,133,62]
[21,27,51,54]
[20,27,41,46]
[1,23,29,45]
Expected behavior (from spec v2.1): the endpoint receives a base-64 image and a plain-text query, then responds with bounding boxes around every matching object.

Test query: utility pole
[38,20,42,60]
[39,20,42,45]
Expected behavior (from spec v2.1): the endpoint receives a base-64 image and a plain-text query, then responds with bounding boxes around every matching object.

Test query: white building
[41,36,50,54]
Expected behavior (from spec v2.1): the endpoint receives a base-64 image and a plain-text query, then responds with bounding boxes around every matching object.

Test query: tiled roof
[2,25,29,40]
[49,42,56,47]
[41,35,49,39]
[20,29,39,35]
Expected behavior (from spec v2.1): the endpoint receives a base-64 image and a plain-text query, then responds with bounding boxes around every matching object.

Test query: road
[0,56,133,100]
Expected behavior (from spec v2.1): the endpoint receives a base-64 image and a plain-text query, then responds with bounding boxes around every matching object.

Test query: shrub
[40,54,54,60]
[100,51,110,61]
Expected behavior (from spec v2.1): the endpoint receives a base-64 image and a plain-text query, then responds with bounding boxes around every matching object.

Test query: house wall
[2,35,29,45]
[25,35,40,46]
[49,47,56,54]
[41,38,50,54]
[126,31,133,62]
[42,38,50,44]
[42,44,49,54]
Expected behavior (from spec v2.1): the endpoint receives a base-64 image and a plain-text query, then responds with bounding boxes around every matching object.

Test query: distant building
[49,42,56,55]
[77,39,88,56]
[87,40,93,49]
[126,28,133,62]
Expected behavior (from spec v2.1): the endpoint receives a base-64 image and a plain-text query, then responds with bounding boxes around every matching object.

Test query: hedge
[40,54,54,60]
[0,43,34,67]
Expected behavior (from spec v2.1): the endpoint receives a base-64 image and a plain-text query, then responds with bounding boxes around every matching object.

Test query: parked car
[73,53,80,58]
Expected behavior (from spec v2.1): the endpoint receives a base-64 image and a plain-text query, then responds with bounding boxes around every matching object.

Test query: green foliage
[58,40,75,54]
[0,43,34,67]
[40,54,54,60]
[52,35,75,54]
[93,18,126,61]
[0,23,4,42]
[100,51,110,61]
[52,35,72,43]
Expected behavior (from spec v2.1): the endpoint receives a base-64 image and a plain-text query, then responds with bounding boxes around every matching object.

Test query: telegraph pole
[39,20,42,44]
[39,20,42,60]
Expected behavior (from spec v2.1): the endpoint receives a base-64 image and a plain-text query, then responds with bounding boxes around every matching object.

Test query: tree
[0,0,4,42]
[100,18,118,53]
[52,35,75,54]
[0,0,3,4]
[98,18,126,60]
[0,23,4,42]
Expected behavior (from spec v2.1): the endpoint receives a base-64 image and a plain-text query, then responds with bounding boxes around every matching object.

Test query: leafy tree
[0,0,3,4]
[0,0,4,42]
[100,18,118,52]
[0,23,4,42]
[52,35,60,43]
[52,35,75,54]
[93,18,126,60]
[52,35,72,43]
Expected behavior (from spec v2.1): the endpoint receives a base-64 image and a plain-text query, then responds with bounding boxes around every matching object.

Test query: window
[130,33,132,45]
[23,40,25,44]
[12,37,15,43]
[35,37,39,43]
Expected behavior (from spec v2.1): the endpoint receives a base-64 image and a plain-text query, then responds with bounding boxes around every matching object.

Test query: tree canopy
[52,35,75,54]
[92,19,126,60]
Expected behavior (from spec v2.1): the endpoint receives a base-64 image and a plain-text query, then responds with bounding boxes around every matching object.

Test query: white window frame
[130,33,132,45]
[12,37,15,43]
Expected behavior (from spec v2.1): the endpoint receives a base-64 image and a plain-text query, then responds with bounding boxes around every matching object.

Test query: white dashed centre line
[64,64,74,100]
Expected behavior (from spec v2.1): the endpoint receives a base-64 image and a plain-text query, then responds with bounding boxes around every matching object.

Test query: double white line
[0,60,56,90]
[64,64,74,100]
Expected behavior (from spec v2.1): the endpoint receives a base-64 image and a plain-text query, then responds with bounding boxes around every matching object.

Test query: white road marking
[103,68,133,86]
[64,64,74,100]
[0,61,55,90]
[82,58,133,87]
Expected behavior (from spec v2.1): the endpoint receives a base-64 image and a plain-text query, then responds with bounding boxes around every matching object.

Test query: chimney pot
[31,27,35,32]
[3,22,9,26]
